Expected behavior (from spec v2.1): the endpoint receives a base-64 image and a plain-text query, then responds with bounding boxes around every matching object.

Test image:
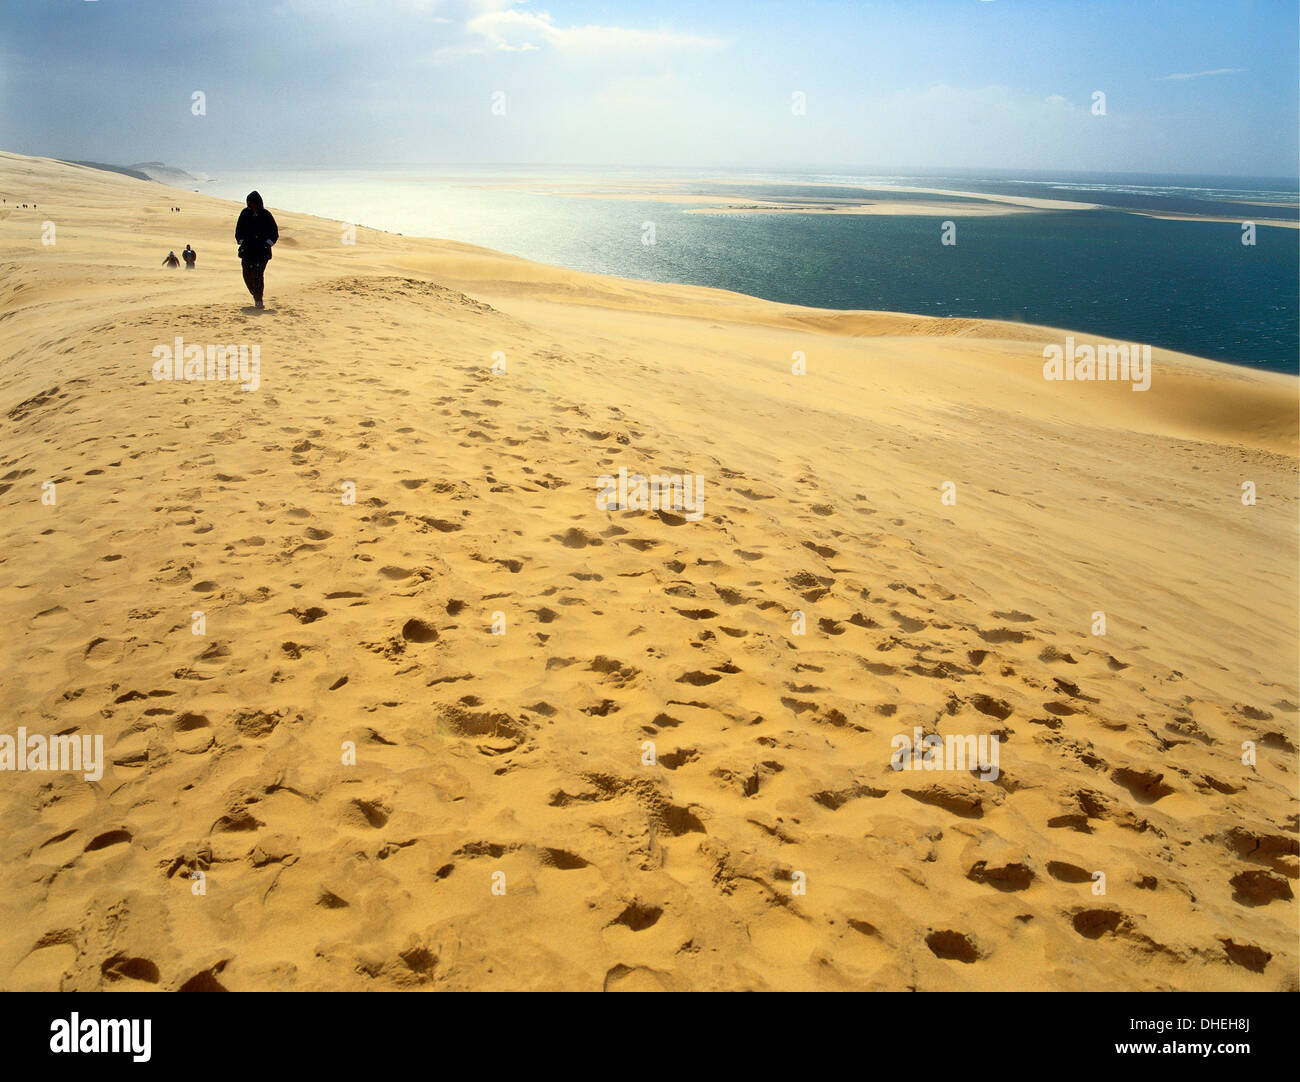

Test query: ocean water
[203,168,1299,373]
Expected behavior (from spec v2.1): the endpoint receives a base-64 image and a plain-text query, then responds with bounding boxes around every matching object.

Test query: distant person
[182,244,196,269]
[162,250,180,268]
[235,190,277,309]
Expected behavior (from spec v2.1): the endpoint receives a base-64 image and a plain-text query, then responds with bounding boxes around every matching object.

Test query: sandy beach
[459,180,1104,217]
[1,150,1296,991]
[465,179,1297,223]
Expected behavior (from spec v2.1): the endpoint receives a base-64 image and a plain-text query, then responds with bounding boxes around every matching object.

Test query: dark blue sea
[204,168,1300,373]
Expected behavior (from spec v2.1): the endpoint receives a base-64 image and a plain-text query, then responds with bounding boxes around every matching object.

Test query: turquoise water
[204,168,1299,373]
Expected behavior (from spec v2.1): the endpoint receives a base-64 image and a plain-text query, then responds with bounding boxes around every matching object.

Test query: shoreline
[109,158,1300,224]
[5,150,1299,378]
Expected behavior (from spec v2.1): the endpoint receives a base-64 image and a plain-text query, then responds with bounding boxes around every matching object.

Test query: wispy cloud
[466,8,724,54]
[430,4,724,64]
[1158,68,1246,81]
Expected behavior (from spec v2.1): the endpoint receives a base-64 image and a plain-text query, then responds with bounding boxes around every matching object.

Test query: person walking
[234,190,278,308]
[162,250,180,268]
[182,244,196,269]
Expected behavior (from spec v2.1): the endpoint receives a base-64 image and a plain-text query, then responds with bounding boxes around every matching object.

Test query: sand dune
[0,150,1295,991]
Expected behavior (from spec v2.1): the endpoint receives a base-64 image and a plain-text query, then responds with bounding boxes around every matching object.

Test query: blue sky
[1,0,1295,176]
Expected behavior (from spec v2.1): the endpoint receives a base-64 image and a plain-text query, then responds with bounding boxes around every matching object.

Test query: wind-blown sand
[1,150,1296,991]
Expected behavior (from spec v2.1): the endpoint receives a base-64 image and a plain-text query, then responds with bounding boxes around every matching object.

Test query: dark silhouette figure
[162,250,180,268]
[235,190,278,308]
[182,244,196,269]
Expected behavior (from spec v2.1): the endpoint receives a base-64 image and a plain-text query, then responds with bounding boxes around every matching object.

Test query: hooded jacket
[235,191,279,262]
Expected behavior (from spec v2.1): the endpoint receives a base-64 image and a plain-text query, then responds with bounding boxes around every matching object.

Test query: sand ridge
[0,151,1296,991]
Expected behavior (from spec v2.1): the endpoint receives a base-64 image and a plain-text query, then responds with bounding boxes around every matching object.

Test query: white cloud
[289,0,724,66]
[430,43,490,63]
[1158,68,1247,81]
[279,0,456,13]
[466,7,724,56]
